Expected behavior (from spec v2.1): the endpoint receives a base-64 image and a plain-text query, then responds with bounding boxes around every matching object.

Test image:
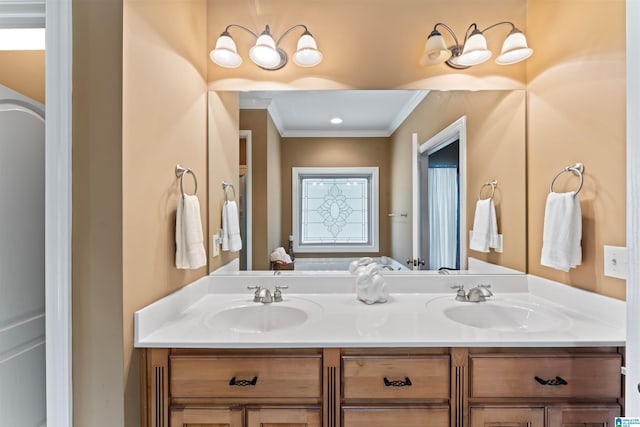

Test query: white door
[411,118,467,272]
[0,87,46,426]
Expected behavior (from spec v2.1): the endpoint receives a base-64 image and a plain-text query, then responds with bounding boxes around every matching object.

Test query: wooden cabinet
[470,406,545,427]
[340,350,451,427]
[170,407,243,427]
[142,347,624,427]
[342,406,450,427]
[144,349,323,427]
[467,350,623,427]
[246,407,322,427]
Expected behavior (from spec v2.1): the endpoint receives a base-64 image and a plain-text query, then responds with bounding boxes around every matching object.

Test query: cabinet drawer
[342,356,450,400]
[470,354,622,399]
[170,355,322,399]
[342,406,449,427]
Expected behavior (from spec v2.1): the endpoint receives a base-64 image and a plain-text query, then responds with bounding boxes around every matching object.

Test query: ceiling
[239,90,429,138]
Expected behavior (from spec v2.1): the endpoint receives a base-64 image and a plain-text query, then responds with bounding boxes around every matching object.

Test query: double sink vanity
[135,271,625,427]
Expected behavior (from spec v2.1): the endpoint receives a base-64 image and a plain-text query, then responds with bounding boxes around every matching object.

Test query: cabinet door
[170,407,243,427]
[342,406,449,427]
[246,407,321,427]
[547,405,621,427]
[470,406,544,427]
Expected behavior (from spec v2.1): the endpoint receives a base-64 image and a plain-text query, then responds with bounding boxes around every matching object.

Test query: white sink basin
[442,300,571,333]
[422,296,573,333]
[205,298,321,334]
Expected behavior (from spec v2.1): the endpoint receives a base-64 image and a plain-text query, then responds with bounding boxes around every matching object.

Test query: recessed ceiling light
[330,117,343,124]
[0,28,45,51]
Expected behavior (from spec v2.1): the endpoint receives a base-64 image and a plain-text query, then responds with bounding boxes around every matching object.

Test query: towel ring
[549,163,584,195]
[478,180,498,201]
[222,181,236,202]
[175,164,198,197]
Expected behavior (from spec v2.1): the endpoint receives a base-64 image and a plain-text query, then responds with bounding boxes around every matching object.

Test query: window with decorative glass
[292,167,379,253]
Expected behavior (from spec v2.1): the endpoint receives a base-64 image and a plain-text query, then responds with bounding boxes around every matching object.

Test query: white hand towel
[541,192,582,272]
[270,247,288,262]
[469,199,499,252]
[175,195,206,269]
[222,200,242,252]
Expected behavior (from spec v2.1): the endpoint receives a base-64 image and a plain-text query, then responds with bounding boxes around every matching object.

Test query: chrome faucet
[451,284,493,302]
[248,286,273,303]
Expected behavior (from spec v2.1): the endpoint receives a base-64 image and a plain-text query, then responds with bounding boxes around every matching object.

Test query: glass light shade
[456,31,492,66]
[249,33,281,68]
[496,29,533,64]
[293,33,323,67]
[209,34,242,68]
[420,31,452,66]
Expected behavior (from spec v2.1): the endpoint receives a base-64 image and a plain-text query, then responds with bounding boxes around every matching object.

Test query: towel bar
[222,181,236,202]
[549,163,584,195]
[478,180,497,200]
[176,164,198,197]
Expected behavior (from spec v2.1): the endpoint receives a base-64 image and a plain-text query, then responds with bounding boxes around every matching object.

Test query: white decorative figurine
[348,257,389,304]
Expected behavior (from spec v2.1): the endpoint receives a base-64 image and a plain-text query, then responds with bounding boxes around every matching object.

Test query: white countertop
[134,273,625,349]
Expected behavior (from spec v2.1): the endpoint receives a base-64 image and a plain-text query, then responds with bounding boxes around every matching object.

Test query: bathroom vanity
[135,274,625,427]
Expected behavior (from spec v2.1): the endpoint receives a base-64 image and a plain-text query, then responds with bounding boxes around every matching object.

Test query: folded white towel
[222,200,242,252]
[175,195,206,269]
[469,199,499,252]
[541,192,582,271]
[270,247,292,263]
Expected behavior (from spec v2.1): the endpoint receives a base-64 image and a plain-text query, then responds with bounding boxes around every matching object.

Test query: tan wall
[209,91,240,271]
[240,109,272,269]
[280,137,392,258]
[0,51,45,103]
[267,113,283,256]
[206,0,527,91]
[390,90,527,271]
[72,0,124,425]
[526,0,626,300]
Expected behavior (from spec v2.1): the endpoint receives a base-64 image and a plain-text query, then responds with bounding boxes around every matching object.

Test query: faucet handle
[274,285,288,302]
[247,285,261,302]
[451,285,467,301]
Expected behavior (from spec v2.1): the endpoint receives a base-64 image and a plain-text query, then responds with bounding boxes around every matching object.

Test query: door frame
[45,0,73,425]
[240,129,252,270]
[412,116,467,271]
[626,0,640,414]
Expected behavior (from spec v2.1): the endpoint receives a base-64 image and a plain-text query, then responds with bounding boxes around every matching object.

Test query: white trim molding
[45,0,73,425]
[0,0,45,28]
[626,0,640,415]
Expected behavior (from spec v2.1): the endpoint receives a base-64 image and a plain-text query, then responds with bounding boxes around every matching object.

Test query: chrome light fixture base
[210,24,322,71]
[422,21,533,69]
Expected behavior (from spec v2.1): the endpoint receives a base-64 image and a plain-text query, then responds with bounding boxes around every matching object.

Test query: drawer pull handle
[383,377,412,387]
[534,375,568,386]
[229,376,258,387]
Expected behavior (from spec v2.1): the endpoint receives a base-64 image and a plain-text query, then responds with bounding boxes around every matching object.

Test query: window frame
[292,166,379,253]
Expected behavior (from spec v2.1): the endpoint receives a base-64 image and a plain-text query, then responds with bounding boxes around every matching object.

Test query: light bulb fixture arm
[275,24,311,46]
[478,21,516,34]
[432,22,462,50]
[222,24,259,39]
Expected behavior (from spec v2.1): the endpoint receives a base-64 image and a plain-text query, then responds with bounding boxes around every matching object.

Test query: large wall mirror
[208,89,526,275]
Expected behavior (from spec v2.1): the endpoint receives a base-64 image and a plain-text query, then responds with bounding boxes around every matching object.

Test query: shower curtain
[427,167,458,270]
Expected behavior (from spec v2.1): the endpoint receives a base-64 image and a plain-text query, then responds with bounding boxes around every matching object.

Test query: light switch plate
[604,245,627,279]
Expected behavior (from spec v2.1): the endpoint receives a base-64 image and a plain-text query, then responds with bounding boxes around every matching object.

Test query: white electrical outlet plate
[604,245,627,280]
[212,234,219,257]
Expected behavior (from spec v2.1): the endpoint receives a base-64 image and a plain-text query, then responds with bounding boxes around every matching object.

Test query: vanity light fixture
[210,24,323,70]
[330,117,343,124]
[420,21,533,69]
